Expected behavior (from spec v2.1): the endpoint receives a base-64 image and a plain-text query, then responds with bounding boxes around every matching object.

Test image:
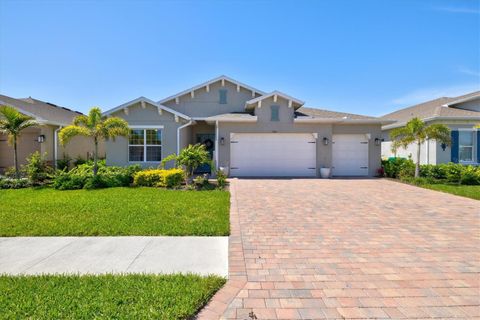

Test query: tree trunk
[415,141,421,178]
[93,137,98,176]
[13,135,19,179]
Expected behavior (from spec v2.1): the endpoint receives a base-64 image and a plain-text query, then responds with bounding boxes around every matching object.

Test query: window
[459,130,474,162]
[271,105,279,121]
[129,129,162,162]
[219,89,227,104]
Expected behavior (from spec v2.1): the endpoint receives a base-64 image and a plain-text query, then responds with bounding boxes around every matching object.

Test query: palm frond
[73,115,89,127]
[102,117,130,139]
[87,107,103,128]
[0,105,37,137]
[58,125,91,145]
[17,120,38,132]
[426,124,451,145]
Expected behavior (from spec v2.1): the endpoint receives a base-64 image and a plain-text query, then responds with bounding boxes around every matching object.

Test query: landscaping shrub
[163,169,184,188]
[384,158,480,186]
[56,154,71,171]
[133,169,164,187]
[53,171,87,190]
[381,157,415,179]
[133,168,185,188]
[193,174,210,190]
[25,151,54,185]
[53,161,141,190]
[216,170,227,190]
[0,177,30,189]
[4,166,25,179]
[460,166,480,185]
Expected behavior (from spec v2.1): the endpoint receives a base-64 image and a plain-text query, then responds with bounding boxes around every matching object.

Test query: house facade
[381,91,480,165]
[0,94,104,172]
[103,76,392,177]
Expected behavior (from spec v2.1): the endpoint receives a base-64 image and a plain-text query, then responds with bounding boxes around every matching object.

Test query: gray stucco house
[103,76,391,177]
[0,94,105,172]
[381,91,480,165]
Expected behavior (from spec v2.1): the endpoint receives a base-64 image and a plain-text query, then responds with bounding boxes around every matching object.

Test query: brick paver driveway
[199,179,479,319]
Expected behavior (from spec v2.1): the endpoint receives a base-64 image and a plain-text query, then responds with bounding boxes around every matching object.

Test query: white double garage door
[230,133,369,177]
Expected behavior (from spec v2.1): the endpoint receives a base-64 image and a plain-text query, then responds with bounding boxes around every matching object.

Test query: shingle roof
[381,91,480,123]
[204,112,257,122]
[0,94,82,125]
[297,107,377,120]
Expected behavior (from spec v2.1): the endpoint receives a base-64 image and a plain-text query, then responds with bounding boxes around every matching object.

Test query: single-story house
[0,94,104,172]
[103,76,392,177]
[381,91,480,165]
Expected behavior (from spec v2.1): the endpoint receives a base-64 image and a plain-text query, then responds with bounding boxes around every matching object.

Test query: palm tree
[59,107,129,176]
[390,117,450,178]
[0,106,38,179]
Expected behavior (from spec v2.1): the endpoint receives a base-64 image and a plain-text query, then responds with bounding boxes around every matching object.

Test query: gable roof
[0,94,83,126]
[158,75,266,105]
[102,96,190,119]
[442,91,480,107]
[245,91,304,109]
[295,107,393,124]
[381,91,480,129]
[297,107,376,120]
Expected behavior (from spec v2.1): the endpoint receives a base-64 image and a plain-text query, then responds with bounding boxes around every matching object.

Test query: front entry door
[195,134,215,173]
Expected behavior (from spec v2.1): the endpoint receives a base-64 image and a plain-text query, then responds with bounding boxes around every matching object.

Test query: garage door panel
[230,133,316,177]
[332,134,369,176]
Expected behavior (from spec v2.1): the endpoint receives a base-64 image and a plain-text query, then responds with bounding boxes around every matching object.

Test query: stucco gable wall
[106,102,185,167]
[163,81,258,117]
[253,96,294,123]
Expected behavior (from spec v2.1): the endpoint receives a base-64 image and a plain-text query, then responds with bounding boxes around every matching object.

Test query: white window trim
[457,128,477,164]
[128,127,163,163]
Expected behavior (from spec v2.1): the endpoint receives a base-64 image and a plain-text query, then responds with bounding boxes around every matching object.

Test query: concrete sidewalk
[0,236,228,276]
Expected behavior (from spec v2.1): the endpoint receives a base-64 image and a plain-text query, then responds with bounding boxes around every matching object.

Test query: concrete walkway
[0,236,228,276]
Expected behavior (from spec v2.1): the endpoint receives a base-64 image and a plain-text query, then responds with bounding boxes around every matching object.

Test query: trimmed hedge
[133,169,185,188]
[382,158,480,185]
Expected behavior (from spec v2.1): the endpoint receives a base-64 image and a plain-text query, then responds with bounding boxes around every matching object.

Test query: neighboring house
[0,94,104,172]
[381,91,480,165]
[103,76,391,177]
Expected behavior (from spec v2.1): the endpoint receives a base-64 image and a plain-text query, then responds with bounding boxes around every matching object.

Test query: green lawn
[0,274,225,319]
[420,183,480,200]
[0,187,229,236]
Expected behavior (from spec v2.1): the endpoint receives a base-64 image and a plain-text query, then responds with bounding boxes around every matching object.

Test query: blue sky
[0,0,479,116]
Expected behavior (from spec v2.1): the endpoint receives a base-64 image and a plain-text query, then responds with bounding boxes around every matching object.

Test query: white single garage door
[230,133,316,177]
[332,134,369,176]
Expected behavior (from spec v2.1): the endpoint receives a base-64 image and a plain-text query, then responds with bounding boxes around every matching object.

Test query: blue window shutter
[219,89,227,104]
[477,130,480,162]
[271,105,279,121]
[451,130,459,163]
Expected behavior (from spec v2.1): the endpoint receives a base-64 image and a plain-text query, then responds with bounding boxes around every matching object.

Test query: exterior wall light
[220,137,225,145]
[322,137,329,145]
[37,135,45,143]
[374,138,381,146]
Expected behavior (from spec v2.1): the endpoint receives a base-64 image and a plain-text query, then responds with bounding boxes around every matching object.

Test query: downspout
[177,120,193,154]
[215,120,219,170]
[54,126,62,169]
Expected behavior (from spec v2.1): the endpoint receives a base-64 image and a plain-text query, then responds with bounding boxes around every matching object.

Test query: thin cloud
[434,6,480,14]
[391,83,480,106]
[458,67,480,77]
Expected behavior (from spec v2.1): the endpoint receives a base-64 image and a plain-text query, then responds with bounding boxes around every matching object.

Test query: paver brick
[198,179,479,319]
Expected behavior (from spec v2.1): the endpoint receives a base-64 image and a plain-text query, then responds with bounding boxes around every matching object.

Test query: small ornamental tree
[390,117,450,178]
[0,106,38,179]
[176,144,210,182]
[59,107,129,176]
